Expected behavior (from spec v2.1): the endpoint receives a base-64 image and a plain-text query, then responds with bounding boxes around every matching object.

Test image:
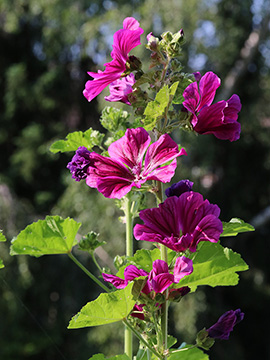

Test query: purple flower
[83,17,143,102]
[102,256,193,295]
[84,127,186,199]
[134,191,223,253]
[183,71,241,141]
[104,73,135,105]
[165,179,194,197]
[206,309,244,340]
[67,146,92,181]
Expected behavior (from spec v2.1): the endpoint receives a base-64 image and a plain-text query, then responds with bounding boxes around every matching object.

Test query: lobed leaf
[88,354,130,360]
[10,216,81,257]
[221,218,255,237]
[169,346,209,360]
[68,282,136,328]
[177,242,248,292]
[50,128,104,153]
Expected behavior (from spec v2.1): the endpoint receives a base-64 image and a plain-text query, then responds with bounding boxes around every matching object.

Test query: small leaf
[0,231,6,242]
[89,354,130,360]
[78,231,106,253]
[221,218,255,237]
[10,216,81,257]
[169,346,209,360]
[100,107,130,133]
[0,259,4,269]
[50,128,104,153]
[176,242,248,292]
[68,282,136,328]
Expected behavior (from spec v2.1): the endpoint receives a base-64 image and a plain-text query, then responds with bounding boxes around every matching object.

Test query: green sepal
[177,242,248,291]
[50,127,104,153]
[10,216,81,257]
[88,354,130,360]
[169,346,209,360]
[78,231,106,253]
[221,218,255,237]
[68,282,136,328]
[196,329,215,350]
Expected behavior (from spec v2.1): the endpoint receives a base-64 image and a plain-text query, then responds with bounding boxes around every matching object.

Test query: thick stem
[68,252,110,293]
[156,182,169,358]
[124,194,134,359]
[123,319,163,360]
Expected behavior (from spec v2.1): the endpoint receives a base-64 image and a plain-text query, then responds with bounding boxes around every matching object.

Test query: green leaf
[50,128,104,153]
[68,282,136,328]
[177,242,248,292]
[0,231,6,269]
[221,218,255,237]
[100,107,130,133]
[172,77,193,105]
[88,354,130,360]
[169,346,209,360]
[143,82,179,131]
[0,231,6,242]
[10,216,81,257]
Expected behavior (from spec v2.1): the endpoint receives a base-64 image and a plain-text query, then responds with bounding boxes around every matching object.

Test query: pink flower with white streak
[183,71,241,141]
[83,17,143,102]
[84,127,186,199]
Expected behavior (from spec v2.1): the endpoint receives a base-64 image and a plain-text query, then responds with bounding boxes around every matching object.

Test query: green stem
[155,182,169,358]
[123,319,163,360]
[68,252,110,293]
[124,194,134,359]
[91,253,103,274]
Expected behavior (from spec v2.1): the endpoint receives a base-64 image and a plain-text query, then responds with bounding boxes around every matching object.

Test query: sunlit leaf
[169,346,209,360]
[68,282,136,328]
[88,354,130,360]
[10,216,81,257]
[50,128,104,153]
[177,242,248,292]
[221,218,255,237]
[0,231,7,268]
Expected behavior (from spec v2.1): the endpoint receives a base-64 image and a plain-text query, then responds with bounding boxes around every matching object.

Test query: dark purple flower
[130,304,145,320]
[102,256,193,295]
[67,146,92,181]
[165,179,194,197]
[134,191,223,253]
[207,309,244,340]
[183,71,241,141]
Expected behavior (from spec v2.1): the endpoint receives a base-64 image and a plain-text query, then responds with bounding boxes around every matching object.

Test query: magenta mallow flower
[102,256,193,295]
[134,191,223,253]
[75,127,186,199]
[104,73,135,105]
[183,71,241,141]
[206,309,244,340]
[83,17,143,102]
[165,179,193,198]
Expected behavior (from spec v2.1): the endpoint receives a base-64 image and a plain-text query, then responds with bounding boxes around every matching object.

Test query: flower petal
[183,81,200,115]
[96,176,135,199]
[173,256,193,282]
[102,273,126,289]
[151,273,175,293]
[143,134,184,177]
[197,71,221,111]
[108,127,151,169]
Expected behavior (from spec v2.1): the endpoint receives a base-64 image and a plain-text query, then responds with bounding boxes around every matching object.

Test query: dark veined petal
[173,256,193,282]
[197,71,221,111]
[108,127,151,169]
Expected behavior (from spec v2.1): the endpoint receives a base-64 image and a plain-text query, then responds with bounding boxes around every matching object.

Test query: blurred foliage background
[0,0,270,359]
